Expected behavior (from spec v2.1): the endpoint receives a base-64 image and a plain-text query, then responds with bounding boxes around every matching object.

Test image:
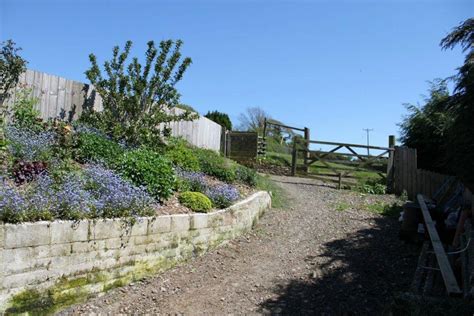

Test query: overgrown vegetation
[0,39,282,224]
[400,18,474,189]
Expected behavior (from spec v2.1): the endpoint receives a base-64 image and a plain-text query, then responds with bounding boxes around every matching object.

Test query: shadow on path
[259,215,419,315]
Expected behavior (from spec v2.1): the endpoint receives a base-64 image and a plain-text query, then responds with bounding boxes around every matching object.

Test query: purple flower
[205,184,239,209]
[5,125,56,160]
[176,168,207,192]
[83,164,155,217]
[0,165,156,223]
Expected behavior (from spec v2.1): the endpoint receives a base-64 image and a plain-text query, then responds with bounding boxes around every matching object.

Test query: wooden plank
[265,120,305,132]
[57,76,66,119]
[402,147,409,199]
[417,194,462,295]
[308,139,393,151]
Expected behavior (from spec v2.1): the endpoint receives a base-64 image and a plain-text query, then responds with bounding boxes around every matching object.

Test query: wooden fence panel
[4,69,223,151]
[393,147,472,207]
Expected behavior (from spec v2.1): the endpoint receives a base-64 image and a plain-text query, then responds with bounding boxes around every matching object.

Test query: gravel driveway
[61,176,418,315]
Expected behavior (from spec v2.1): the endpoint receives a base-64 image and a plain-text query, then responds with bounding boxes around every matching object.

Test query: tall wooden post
[386,135,396,192]
[303,127,310,173]
[291,139,297,176]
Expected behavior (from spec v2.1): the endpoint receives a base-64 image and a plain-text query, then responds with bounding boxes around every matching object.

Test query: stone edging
[0,191,271,313]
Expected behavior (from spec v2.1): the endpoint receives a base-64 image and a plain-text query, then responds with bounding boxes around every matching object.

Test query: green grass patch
[256,174,289,209]
[363,202,402,217]
[334,201,351,212]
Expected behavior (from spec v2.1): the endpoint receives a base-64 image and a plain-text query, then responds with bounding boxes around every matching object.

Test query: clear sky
[1,0,472,148]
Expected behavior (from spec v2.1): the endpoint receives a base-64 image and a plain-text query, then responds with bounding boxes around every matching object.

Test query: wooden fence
[4,69,223,151]
[393,146,473,205]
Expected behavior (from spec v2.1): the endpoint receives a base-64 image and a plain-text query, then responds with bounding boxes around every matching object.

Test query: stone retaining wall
[0,191,271,313]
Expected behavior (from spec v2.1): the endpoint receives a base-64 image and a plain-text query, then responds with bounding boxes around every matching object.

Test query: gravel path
[61,176,418,315]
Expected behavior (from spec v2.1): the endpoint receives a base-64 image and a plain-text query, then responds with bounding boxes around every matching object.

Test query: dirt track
[61,176,418,315]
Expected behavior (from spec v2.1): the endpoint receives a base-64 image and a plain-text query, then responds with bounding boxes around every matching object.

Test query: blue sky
[1,0,472,148]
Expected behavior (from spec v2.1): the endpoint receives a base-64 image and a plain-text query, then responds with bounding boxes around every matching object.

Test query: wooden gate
[291,136,396,189]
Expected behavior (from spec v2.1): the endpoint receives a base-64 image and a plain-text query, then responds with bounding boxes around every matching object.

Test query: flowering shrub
[5,125,56,161]
[0,165,155,223]
[73,123,106,138]
[205,183,239,208]
[175,168,207,192]
[0,177,31,223]
[83,164,155,218]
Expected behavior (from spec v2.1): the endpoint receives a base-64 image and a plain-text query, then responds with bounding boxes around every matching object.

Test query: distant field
[263,151,385,186]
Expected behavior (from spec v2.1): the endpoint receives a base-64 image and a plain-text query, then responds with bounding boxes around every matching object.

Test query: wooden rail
[417,194,462,295]
[307,140,394,151]
[291,136,396,189]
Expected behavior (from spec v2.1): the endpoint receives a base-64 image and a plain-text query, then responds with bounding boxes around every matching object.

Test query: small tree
[204,110,232,130]
[237,107,267,132]
[84,40,194,146]
[0,40,27,170]
[0,40,27,106]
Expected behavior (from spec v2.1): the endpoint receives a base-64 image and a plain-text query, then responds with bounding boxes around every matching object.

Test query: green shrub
[11,89,43,131]
[74,132,124,167]
[194,148,236,183]
[118,148,175,200]
[236,165,257,186]
[162,138,200,171]
[178,191,212,212]
[357,179,387,195]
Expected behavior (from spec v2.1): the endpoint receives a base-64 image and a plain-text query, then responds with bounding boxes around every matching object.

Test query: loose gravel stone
[60,176,418,315]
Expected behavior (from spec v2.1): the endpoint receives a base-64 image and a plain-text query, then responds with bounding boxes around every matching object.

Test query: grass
[256,174,289,209]
[334,201,351,212]
[362,202,402,217]
[264,151,385,188]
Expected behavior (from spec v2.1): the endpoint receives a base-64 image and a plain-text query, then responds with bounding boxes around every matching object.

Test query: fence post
[291,140,297,176]
[303,127,310,173]
[386,135,396,192]
[338,173,342,190]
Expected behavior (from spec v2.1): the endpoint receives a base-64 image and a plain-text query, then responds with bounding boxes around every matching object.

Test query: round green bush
[74,132,124,167]
[118,148,175,200]
[178,191,212,212]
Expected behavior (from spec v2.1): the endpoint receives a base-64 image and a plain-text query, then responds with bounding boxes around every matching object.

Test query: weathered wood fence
[393,146,473,204]
[4,69,223,151]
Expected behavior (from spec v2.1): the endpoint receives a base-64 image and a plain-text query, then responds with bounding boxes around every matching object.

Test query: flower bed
[1,117,258,223]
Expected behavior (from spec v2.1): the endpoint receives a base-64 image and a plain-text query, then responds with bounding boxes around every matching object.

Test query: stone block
[4,222,51,249]
[132,235,150,246]
[92,219,126,240]
[208,212,224,228]
[3,269,50,289]
[190,213,208,230]
[105,237,124,250]
[171,214,190,232]
[51,220,89,244]
[148,216,171,234]
[130,218,148,236]
[0,224,4,248]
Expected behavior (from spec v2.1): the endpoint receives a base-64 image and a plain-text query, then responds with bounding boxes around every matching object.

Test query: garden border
[0,191,271,313]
